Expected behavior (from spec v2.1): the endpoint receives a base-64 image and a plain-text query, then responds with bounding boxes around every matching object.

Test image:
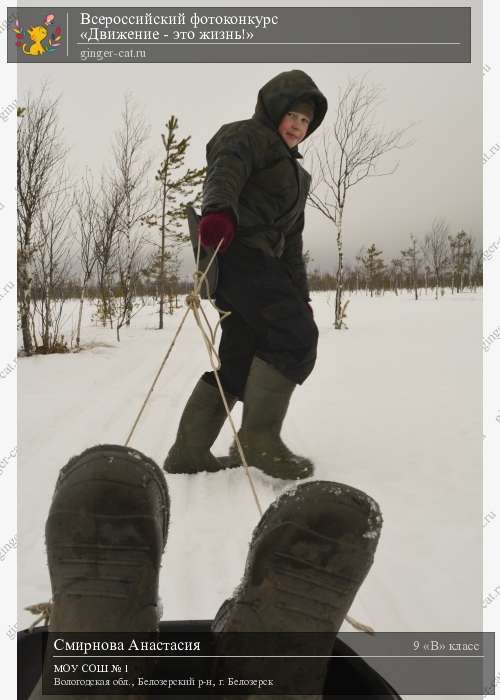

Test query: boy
[165,69,328,480]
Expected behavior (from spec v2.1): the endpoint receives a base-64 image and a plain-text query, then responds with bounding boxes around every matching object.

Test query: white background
[0,1,498,697]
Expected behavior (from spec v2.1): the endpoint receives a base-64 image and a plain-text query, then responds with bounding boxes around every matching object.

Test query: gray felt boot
[164,377,237,474]
[46,444,169,632]
[227,357,313,479]
[28,445,169,700]
[212,481,383,699]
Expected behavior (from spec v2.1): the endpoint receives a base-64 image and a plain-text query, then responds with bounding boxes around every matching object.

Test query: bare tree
[422,218,449,299]
[17,89,67,354]
[353,246,365,294]
[112,96,154,338]
[115,235,146,341]
[31,183,72,352]
[308,76,412,328]
[93,178,123,327]
[389,257,404,296]
[74,170,99,347]
[423,264,431,295]
[470,244,483,292]
[354,246,366,294]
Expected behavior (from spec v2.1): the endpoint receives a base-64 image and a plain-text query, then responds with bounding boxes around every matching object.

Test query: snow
[18,290,482,696]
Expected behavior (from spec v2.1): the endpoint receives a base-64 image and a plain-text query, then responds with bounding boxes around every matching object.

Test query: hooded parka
[201,70,328,397]
[202,69,327,300]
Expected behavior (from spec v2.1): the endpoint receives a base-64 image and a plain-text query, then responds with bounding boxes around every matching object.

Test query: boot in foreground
[213,480,382,697]
[47,444,169,632]
[164,377,237,474]
[29,444,169,700]
[225,357,313,479]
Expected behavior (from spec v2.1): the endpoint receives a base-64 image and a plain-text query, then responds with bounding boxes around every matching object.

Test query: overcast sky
[18,0,481,276]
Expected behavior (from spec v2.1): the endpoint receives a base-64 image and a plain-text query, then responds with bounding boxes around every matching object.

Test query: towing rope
[124,238,264,517]
[121,237,373,634]
[25,244,373,634]
[26,237,373,636]
[25,596,372,635]
[24,235,371,636]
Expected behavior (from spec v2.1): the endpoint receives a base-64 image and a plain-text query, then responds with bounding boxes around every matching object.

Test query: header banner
[7,6,471,63]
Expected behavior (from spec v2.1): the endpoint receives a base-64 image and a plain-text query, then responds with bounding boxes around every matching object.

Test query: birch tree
[307,76,411,328]
[389,257,404,296]
[93,179,123,327]
[112,96,154,337]
[74,171,98,347]
[17,90,67,354]
[31,183,72,352]
[470,246,483,292]
[422,218,449,299]
[115,235,146,341]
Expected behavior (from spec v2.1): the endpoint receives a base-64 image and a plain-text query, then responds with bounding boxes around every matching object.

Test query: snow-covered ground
[18,290,482,694]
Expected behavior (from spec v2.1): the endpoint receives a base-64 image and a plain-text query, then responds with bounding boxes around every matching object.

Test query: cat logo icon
[12,13,62,56]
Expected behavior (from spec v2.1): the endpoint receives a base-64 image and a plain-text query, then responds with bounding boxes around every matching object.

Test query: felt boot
[28,444,169,700]
[227,357,313,479]
[46,444,169,632]
[164,378,237,474]
[213,480,383,698]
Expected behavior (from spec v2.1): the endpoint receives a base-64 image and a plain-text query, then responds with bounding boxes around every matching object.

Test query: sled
[18,621,402,699]
[187,205,218,299]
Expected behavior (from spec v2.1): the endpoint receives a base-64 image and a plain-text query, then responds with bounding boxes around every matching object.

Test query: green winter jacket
[202,69,328,300]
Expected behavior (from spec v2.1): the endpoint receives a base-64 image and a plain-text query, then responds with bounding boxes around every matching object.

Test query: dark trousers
[203,244,318,400]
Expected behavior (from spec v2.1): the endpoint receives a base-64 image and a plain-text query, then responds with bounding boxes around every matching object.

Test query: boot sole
[46,444,169,633]
[214,481,382,634]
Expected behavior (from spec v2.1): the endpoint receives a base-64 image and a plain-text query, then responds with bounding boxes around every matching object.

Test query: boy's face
[278,111,311,149]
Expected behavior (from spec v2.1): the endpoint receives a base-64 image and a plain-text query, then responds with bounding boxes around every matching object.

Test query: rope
[125,238,263,517]
[25,601,52,630]
[27,252,372,633]
[122,232,371,634]
[345,614,375,635]
[26,601,373,635]
[124,306,191,447]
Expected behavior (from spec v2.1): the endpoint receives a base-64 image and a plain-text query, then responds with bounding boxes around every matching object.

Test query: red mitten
[199,212,235,252]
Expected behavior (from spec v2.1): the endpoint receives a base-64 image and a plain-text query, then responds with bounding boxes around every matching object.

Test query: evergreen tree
[401,235,421,301]
[448,230,473,293]
[144,116,206,329]
[361,244,385,297]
